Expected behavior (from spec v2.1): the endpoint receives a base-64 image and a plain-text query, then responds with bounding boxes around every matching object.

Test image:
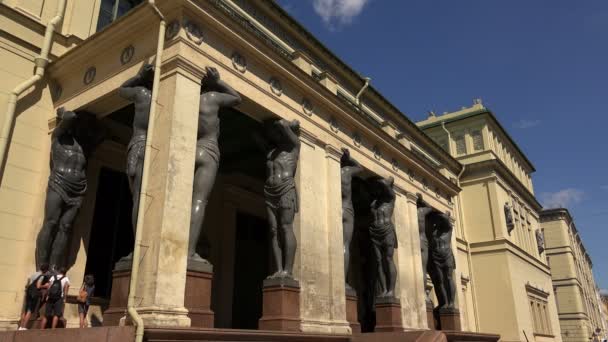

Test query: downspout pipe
[0,0,67,183]
[355,77,371,108]
[127,2,165,342]
[442,121,479,330]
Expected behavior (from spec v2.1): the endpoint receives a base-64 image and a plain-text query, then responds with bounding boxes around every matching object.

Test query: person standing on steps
[18,263,50,330]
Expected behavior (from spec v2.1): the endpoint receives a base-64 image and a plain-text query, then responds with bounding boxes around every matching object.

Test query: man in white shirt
[41,267,70,329]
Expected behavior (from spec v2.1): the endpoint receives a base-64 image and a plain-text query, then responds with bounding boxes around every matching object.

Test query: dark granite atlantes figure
[36,108,103,269]
[504,202,515,234]
[368,176,397,298]
[189,67,241,265]
[257,119,300,279]
[341,148,363,288]
[427,211,457,311]
[416,194,435,303]
[118,63,154,242]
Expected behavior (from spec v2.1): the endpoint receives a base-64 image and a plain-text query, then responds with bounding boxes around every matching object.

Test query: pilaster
[293,130,350,334]
[133,61,202,327]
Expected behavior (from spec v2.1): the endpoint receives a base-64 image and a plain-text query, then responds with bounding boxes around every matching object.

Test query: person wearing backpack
[18,264,50,330]
[77,274,95,328]
[41,267,70,329]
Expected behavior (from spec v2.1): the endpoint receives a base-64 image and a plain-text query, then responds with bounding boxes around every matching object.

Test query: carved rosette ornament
[329,116,339,133]
[83,67,96,85]
[407,169,414,181]
[231,52,247,73]
[269,77,283,96]
[165,19,180,40]
[301,98,313,116]
[353,132,361,147]
[373,145,381,160]
[391,158,399,171]
[120,45,135,65]
[184,19,203,45]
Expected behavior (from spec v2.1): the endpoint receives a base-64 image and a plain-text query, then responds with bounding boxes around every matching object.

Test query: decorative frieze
[83,66,96,85]
[231,51,247,73]
[269,77,283,96]
[184,18,203,45]
[120,45,135,65]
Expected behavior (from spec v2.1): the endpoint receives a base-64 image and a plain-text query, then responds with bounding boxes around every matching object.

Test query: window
[471,130,484,151]
[97,0,144,32]
[528,289,553,336]
[455,134,466,155]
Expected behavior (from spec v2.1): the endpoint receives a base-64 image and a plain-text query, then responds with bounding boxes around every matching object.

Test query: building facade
[417,104,563,342]
[541,208,608,341]
[1,0,466,335]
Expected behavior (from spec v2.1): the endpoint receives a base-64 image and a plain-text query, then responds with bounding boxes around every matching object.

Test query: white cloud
[514,119,541,129]
[540,188,585,209]
[312,0,370,27]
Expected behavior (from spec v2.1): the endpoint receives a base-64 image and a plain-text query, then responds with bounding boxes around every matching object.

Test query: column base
[185,259,214,328]
[345,287,360,333]
[103,259,132,326]
[259,276,301,332]
[438,308,461,331]
[374,296,404,332]
[135,306,191,327]
[426,301,436,330]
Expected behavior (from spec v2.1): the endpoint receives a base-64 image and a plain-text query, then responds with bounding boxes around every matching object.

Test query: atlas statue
[340,148,363,288]
[189,66,242,264]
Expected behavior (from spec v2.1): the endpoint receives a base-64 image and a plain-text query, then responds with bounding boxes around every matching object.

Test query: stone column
[293,130,350,334]
[131,62,201,327]
[393,190,428,329]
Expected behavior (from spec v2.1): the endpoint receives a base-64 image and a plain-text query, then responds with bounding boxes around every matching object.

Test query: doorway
[84,167,134,299]
[231,212,270,329]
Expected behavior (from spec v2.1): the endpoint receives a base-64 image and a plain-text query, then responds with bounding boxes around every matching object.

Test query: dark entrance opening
[83,105,135,300]
[84,167,134,299]
[231,212,269,329]
[204,107,269,329]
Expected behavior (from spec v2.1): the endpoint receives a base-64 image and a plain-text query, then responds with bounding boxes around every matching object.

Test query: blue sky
[278,0,608,288]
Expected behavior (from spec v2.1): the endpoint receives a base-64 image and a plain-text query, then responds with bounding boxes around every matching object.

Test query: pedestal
[185,259,214,328]
[345,286,360,333]
[374,296,404,332]
[426,301,436,330]
[258,277,301,331]
[438,308,461,331]
[103,259,132,326]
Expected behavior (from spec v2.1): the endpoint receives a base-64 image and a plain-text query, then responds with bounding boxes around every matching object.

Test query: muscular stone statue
[416,194,435,303]
[189,66,241,264]
[118,63,154,242]
[368,176,397,298]
[536,229,545,254]
[257,119,300,278]
[341,148,363,288]
[427,211,457,311]
[504,202,515,234]
[36,108,102,269]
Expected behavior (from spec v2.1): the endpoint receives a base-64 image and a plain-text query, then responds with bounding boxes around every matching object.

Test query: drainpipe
[127,2,165,342]
[0,0,67,183]
[355,77,371,108]
[442,121,480,330]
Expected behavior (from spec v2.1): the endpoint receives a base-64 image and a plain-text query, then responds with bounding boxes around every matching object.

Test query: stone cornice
[525,283,551,298]
[464,159,542,211]
[216,0,462,175]
[470,238,550,275]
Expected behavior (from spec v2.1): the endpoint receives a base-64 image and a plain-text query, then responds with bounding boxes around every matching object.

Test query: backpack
[26,274,43,299]
[48,276,64,301]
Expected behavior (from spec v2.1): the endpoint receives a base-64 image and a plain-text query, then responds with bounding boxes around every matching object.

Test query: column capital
[393,183,408,196]
[405,191,419,204]
[299,127,321,148]
[325,144,342,162]
[161,54,205,84]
